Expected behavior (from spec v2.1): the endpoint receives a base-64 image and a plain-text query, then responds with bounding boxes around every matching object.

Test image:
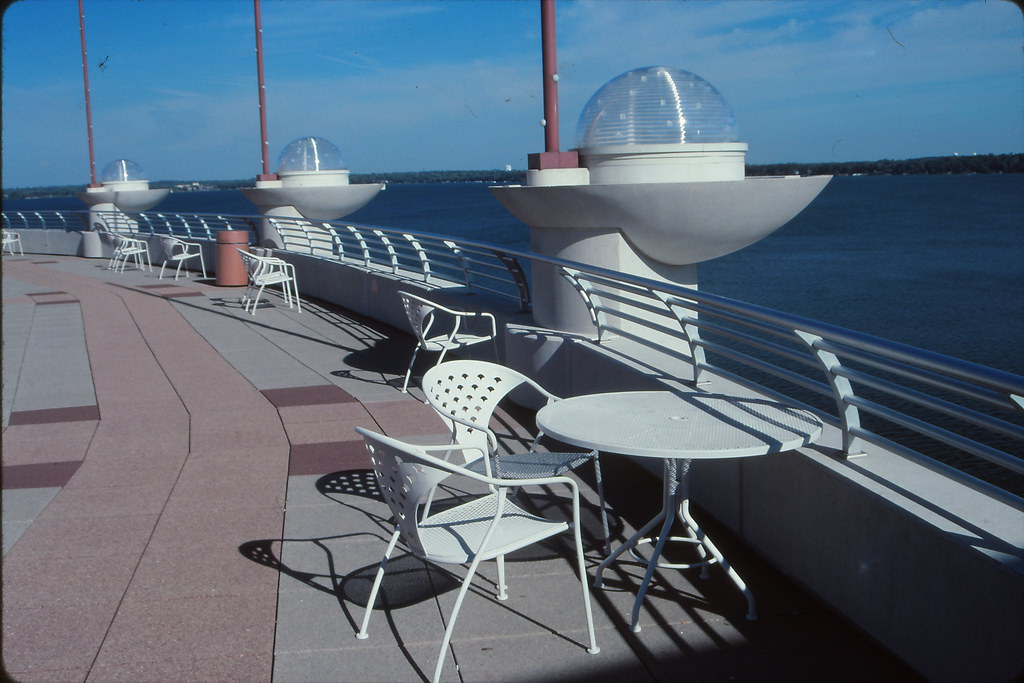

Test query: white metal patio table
[535,390,823,632]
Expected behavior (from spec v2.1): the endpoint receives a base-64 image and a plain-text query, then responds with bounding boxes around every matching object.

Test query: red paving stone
[1,461,82,489]
[2,260,287,681]
[7,405,100,425]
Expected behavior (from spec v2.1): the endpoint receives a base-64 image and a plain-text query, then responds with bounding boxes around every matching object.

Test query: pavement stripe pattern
[2,260,289,680]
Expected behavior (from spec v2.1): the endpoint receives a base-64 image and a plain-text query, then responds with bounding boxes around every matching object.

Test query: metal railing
[268,215,531,310]
[5,207,1022,506]
[558,265,1024,507]
[4,209,530,310]
[3,210,86,232]
[2,209,257,240]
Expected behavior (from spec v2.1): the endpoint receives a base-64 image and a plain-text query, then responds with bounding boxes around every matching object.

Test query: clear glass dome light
[277,136,345,173]
[576,66,739,148]
[101,159,147,182]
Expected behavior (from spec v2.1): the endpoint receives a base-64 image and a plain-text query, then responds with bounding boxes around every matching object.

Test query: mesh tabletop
[537,391,823,459]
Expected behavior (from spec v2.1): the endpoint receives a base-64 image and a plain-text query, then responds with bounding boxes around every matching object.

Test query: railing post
[653,291,708,386]
[196,215,212,240]
[443,240,470,287]
[492,250,531,312]
[373,229,398,274]
[404,234,431,282]
[331,230,345,260]
[794,330,867,457]
[343,225,371,266]
[559,268,606,341]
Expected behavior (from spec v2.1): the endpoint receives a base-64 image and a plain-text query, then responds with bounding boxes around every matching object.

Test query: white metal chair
[354,427,599,683]
[109,233,151,272]
[398,290,498,392]
[422,359,610,552]
[237,249,301,314]
[159,236,207,280]
[2,230,23,255]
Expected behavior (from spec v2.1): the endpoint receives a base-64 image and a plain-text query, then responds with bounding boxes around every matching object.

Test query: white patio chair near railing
[159,236,207,280]
[422,359,610,552]
[237,249,301,314]
[109,233,151,272]
[398,290,498,392]
[354,427,599,683]
[2,230,23,255]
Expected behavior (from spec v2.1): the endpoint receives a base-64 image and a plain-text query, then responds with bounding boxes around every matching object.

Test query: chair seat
[254,272,292,285]
[422,332,495,352]
[465,451,594,479]
[419,492,568,564]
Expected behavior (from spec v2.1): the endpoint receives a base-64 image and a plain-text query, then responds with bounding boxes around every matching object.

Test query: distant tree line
[3,154,1019,199]
[745,153,1021,177]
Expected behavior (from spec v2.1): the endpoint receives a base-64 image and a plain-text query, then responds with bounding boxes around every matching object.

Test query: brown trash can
[215,230,250,286]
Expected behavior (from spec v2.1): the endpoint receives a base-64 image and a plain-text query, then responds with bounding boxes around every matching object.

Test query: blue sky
[2,0,1021,187]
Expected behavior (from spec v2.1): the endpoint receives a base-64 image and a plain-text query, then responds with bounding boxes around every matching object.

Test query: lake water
[6,174,1022,374]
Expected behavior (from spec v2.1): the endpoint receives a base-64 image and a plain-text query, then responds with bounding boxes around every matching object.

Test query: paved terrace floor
[1,254,920,682]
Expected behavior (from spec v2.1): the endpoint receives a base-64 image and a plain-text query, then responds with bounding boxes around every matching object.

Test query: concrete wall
[8,228,86,257]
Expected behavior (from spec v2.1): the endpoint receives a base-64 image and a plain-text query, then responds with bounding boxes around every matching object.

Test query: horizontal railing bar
[847,395,1024,475]
[847,426,1023,509]
[693,319,822,372]
[837,367,1024,442]
[697,339,837,400]
[814,338,1013,412]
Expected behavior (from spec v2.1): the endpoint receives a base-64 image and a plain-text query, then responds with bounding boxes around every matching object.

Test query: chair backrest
[357,427,454,557]
[421,360,538,458]
[399,291,440,346]
[237,248,260,280]
[161,236,182,258]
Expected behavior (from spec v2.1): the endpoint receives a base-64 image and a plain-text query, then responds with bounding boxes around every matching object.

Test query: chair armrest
[417,442,578,492]
[428,406,501,454]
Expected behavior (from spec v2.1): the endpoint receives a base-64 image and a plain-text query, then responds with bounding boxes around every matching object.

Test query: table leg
[597,458,757,631]
[594,504,668,590]
[678,483,757,621]
[627,458,681,632]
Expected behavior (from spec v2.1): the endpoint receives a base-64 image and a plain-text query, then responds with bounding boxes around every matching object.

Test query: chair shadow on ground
[237,466,604,672]
[238,458,922,682]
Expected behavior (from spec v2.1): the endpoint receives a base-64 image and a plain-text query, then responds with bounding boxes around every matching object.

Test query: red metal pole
[540,0,560,153]
[254,0,276,180]
[78,0,99,187]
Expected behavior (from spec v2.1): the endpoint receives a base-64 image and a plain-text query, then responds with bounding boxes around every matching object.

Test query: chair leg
[401,346,421,392]
[593,455,610,555]
[356,530,401,640]
[250,284,266,314]
[198,253,207,279]
[431,557,485,683]
[159,261,169,279]
[572,509,601,655]
[495,555,508,601]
